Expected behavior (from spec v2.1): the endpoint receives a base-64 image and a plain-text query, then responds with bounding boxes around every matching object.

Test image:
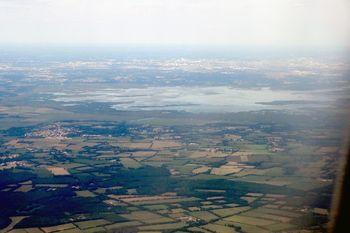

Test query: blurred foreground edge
[329,124,350,233]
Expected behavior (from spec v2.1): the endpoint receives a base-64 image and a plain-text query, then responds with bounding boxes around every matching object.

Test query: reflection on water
[51,86,337,112]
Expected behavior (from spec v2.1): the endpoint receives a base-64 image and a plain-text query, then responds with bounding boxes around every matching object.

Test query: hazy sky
[0,0,349,48]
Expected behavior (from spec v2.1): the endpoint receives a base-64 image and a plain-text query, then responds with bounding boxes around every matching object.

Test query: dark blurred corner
[329,125,350,233]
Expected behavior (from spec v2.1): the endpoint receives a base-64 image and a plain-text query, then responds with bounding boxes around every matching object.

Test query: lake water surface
[51,86,336,112]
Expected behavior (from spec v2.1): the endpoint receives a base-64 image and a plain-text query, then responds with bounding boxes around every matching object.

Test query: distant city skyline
[0,0,349,48]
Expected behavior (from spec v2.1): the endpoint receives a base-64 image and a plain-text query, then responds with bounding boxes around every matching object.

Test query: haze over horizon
[0,0,349,49]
